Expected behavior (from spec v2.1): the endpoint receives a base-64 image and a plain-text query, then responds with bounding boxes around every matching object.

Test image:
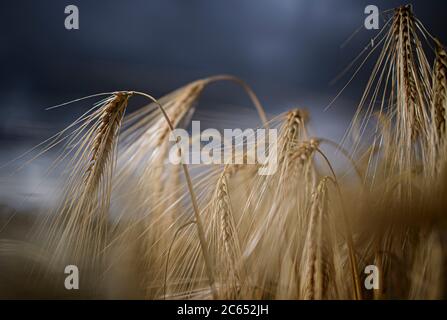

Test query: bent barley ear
[40,92,133,269]
[84,92,132,191]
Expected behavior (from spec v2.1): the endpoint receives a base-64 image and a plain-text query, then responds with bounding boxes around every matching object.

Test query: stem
[133,91,218,299]
[318,137,363,182]
[204,74,269,127]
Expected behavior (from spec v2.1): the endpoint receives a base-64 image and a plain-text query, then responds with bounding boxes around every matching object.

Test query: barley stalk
[133,91,218,299]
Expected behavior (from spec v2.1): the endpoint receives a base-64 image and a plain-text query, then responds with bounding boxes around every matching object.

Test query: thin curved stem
[203,74,269,127]
[132,91,218,299]
[319,137,364,182]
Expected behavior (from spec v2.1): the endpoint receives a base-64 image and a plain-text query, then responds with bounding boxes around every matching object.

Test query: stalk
[133,91,218,299]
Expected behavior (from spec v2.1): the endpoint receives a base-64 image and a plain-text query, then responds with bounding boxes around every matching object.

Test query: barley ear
[300,177,334,300]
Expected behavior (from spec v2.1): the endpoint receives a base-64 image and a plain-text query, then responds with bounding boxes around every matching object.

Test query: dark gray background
[1,1,446,138]
[0,1,446,205]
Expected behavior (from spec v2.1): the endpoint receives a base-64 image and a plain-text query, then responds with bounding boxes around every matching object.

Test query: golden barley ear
[40,92,132,269]
[235,110,322,298]
[346,5,433,189]
[208,170,244,299]
[84,92,131,191]
[299,177,335,300]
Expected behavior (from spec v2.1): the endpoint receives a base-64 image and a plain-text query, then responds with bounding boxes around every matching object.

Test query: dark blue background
[0,0,446,145]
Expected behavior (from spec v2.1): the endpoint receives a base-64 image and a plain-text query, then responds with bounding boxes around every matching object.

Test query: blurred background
[0,0,446,208]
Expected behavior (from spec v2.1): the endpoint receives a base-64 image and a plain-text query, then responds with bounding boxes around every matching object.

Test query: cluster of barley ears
[1,5,447,300]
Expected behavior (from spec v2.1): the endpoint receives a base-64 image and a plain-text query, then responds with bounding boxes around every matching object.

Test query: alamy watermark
[364,264,380,290]
[64,265,79,290]
[365,5,379,30]
[63,5,379,32]
[64,5,79,30]
[168,121,278,176]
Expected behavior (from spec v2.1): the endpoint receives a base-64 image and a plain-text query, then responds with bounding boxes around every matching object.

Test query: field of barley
[0,5,446,300]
